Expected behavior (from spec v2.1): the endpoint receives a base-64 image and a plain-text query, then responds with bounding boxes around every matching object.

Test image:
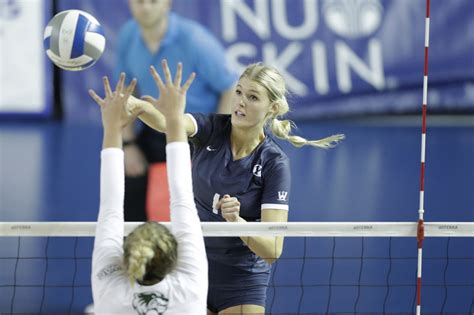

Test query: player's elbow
[263,247,283,265]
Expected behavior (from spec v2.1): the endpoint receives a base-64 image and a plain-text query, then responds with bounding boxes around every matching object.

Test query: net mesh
[0,222,472,314]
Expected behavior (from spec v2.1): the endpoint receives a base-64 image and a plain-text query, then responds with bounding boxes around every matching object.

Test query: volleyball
[43,10,106,71]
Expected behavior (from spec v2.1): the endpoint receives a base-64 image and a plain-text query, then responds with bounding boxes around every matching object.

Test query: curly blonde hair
[123,222,178,285]
[240,63,345,149]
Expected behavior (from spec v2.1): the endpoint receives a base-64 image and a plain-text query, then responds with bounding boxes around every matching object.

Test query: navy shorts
[206,249,271,313]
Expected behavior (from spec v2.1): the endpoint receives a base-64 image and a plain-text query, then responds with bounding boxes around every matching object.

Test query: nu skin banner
[191,0,474,118]
[216,0,474,118]
[50,0,474,122]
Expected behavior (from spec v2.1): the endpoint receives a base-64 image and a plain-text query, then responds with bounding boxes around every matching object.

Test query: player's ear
[268,102,279,118]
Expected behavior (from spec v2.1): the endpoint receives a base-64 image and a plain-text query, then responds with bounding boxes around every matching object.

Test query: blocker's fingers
[150,66,165,90]
[174,62,183,86]
[125,78,137,98]
[88,89,104,106]
[182,72,196,92]
[103,76,113,98]
[161,59,173,85]
[115,72,126,93]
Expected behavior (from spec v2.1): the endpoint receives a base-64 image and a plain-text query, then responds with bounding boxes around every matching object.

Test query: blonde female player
[88,67,207,314]
[129,60,344,314]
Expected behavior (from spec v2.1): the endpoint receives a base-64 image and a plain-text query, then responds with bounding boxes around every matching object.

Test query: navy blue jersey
[188,113,291,251]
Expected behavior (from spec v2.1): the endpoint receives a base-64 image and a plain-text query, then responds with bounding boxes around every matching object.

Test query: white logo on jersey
[132,292,168,315]
[206,145,217,151]
[252,164,262,177]
[278,191,288,201]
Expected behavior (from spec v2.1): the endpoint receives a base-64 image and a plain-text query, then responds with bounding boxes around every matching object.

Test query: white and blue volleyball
[43,10,106,71]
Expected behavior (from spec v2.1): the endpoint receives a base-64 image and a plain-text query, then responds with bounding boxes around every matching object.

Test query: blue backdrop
[55,0,474,123]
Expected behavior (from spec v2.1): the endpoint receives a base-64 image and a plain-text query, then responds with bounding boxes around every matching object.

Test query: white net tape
[1,221,472,237]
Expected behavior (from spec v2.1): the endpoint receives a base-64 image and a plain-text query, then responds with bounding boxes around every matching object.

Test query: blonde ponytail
[270,118,345,149]
[126,240,155,284]
[123,222,178,285]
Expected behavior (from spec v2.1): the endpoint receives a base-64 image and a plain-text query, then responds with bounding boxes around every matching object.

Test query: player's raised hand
[142,60,195,119]
[126,95,153,118]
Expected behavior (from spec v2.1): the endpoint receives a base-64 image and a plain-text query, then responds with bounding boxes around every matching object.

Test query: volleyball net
[0,221,473,314]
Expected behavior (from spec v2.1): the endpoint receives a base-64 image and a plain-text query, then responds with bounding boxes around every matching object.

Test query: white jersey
[92,143,207,314]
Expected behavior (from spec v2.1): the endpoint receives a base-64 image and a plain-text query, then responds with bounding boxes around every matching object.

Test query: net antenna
[416,0,431,314]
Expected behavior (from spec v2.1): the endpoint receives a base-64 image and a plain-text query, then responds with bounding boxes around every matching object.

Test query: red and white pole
[416,0,430,314]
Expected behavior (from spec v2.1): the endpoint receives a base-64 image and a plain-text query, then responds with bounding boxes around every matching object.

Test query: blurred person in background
[116,0,238,221]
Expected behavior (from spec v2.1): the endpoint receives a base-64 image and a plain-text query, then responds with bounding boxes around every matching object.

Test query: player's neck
[141,17,168,53]
[230,127,265,160]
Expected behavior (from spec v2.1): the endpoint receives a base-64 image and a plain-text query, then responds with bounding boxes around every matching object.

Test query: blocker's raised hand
[142,60,195,119]
[89,73,138,131]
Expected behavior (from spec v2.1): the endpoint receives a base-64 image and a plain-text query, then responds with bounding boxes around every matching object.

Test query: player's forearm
[241,234,284,264]
[103,128,122,149]
[166,142,199,231]
[166,116,187,143]
[131,98,167,132]
[140,108,167,132]
[96,149,125,247]
[236,217,284,264]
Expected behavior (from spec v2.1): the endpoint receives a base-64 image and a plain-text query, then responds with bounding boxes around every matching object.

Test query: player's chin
[231,112,248,126]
